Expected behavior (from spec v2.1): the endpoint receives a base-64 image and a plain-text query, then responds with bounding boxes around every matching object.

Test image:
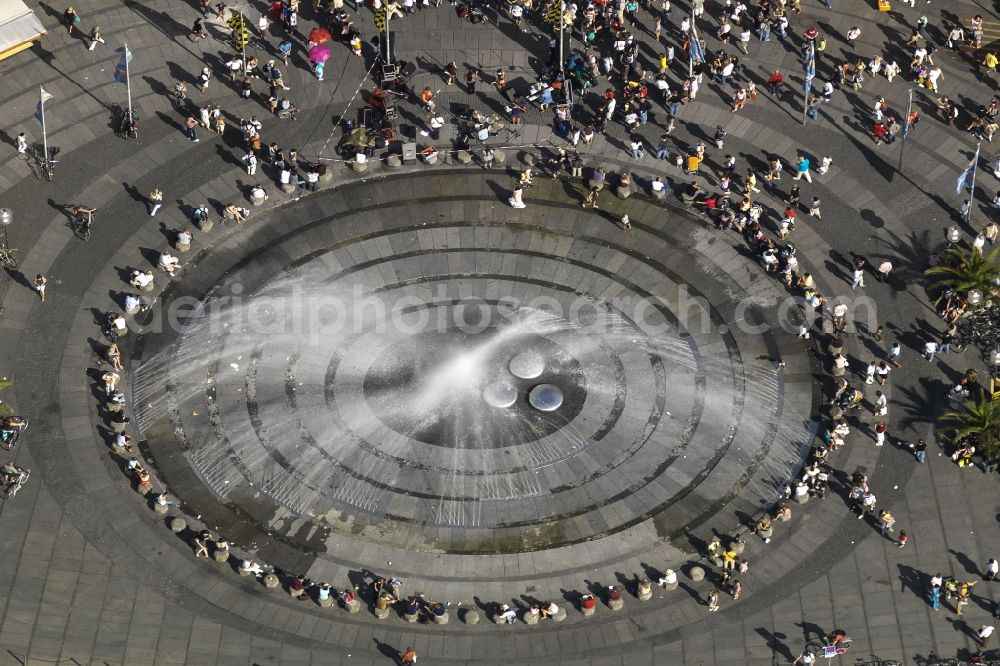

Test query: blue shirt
[798,158,810,172]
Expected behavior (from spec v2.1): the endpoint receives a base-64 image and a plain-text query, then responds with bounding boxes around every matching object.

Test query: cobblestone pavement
[0,0,999,664]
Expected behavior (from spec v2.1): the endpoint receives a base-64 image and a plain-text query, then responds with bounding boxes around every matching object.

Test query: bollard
[493,150,506,165]
[423,153,438,166]
[136,481,152,496]
[169,517,186,533]
[403,609,419,622]
[263,574,279,588]
[523,611,539,625]
[689,566,705,582]
[432,611,450,624]
[153,502,168,515]
[281,183,298,194]
[319,595,335,607]
[608,597,624,611]
[636,579,653,601]
[374,605,391,619]
[456,149,473,164]
[552,606,567,622]
[176,241,191,253]
[586,179,605,191]
[493,613,508,625]
[794,491,810,504]
[614,186,632,199]
[344,598,362,614]
[238,566,254,577]
[732,539,747,554]
[581,603,596,616]
[198,218,213,233]
[213,549,230,563]
[463,609,480,625]
[139,282,154,293]
[829,406,844,420]
[522,153,536,167]
[250,192,266,207]
[386,154,402,168]
[350,160,368,172]
[318,167,333,182]
[106,402,123,414]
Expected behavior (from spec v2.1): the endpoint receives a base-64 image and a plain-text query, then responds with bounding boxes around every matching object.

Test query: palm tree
[925,246,1000,301]
[943,393,1000,459]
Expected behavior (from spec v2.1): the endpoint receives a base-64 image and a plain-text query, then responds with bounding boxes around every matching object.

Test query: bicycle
[4,468,29,499]
[73,208,96,241]
[34,145,59,181]
[118,113,139,139]
[0,245,18,269]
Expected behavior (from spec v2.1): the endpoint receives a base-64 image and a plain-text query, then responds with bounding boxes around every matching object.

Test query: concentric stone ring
[131,172,814,597]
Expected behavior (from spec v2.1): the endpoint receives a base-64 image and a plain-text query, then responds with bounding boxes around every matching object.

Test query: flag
[956,145,980,194]
[34,86,53,125]
[688,24,705,64]
[803,42,815,91]
[114,46,132,84]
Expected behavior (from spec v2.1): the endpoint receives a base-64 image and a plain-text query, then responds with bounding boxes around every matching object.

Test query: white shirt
[651,180,665,192]
[133,272,152,287]
[980,626,995,638]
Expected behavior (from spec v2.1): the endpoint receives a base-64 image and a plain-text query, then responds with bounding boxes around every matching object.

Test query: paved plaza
[0,0,999,664]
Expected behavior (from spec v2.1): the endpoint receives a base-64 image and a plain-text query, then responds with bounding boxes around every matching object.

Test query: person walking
[706,587,719,611]
[508,184,526,209]
[808,197,822,219]
[184,116,200,142]
[986,558,999,581]
[979,625,995,649]
[930,584,941,611]
[63,6,80,35]
[33,273,47,302]
[897,531,908,549]
[874,421,887,447]
[401,647,418,665]
[879,508,895,535]
[148,187,163,216]
[794,155,812,183]
[87,25,105,50]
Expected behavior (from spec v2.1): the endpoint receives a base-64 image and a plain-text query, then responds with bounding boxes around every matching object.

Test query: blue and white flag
[956,145,980,194]
[114,45,132,84]
[803,43,815,91]
[34,86,53,126]
[688,23,705,65]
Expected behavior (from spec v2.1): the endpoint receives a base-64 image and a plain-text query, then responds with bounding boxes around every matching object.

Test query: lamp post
[0,208,11,250]
[947,225,961,247]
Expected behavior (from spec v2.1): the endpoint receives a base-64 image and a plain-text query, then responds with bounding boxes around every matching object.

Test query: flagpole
[124,42,133,127]
[967,142,981,224]
[558,0,564,74]
[801,42,813,126]
[898,88,913,174]
[39,86,49,166]
[239,14,247,73]
[688,12,694,79]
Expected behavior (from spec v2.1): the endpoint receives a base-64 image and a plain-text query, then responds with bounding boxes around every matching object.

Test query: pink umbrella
[308,44,331,64]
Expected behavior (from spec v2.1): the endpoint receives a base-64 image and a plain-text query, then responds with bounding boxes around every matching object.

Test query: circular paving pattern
[132,172,812,579]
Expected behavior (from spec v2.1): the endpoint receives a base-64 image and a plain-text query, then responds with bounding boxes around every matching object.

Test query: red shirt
[874,123,888,137]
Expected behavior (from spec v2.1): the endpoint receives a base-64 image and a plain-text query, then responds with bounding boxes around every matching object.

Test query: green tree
[925,246,1000,301]
[943,393,1000,458]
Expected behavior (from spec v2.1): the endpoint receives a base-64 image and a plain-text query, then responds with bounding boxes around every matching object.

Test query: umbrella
[308,44,331,63]
[308,27,331,44]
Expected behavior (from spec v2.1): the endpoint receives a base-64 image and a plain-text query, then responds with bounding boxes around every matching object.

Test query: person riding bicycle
[73,205,96,230]
[824,630,849,647]
[1,461,25,489]
[0,416,26,445]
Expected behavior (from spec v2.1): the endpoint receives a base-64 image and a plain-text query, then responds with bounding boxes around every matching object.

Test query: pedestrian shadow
[949,549,981,577]
[795,621,826,643]
[897,563,927,600]
[946,617,980,642]
[754,627,795,662]
[371,638,400,662]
